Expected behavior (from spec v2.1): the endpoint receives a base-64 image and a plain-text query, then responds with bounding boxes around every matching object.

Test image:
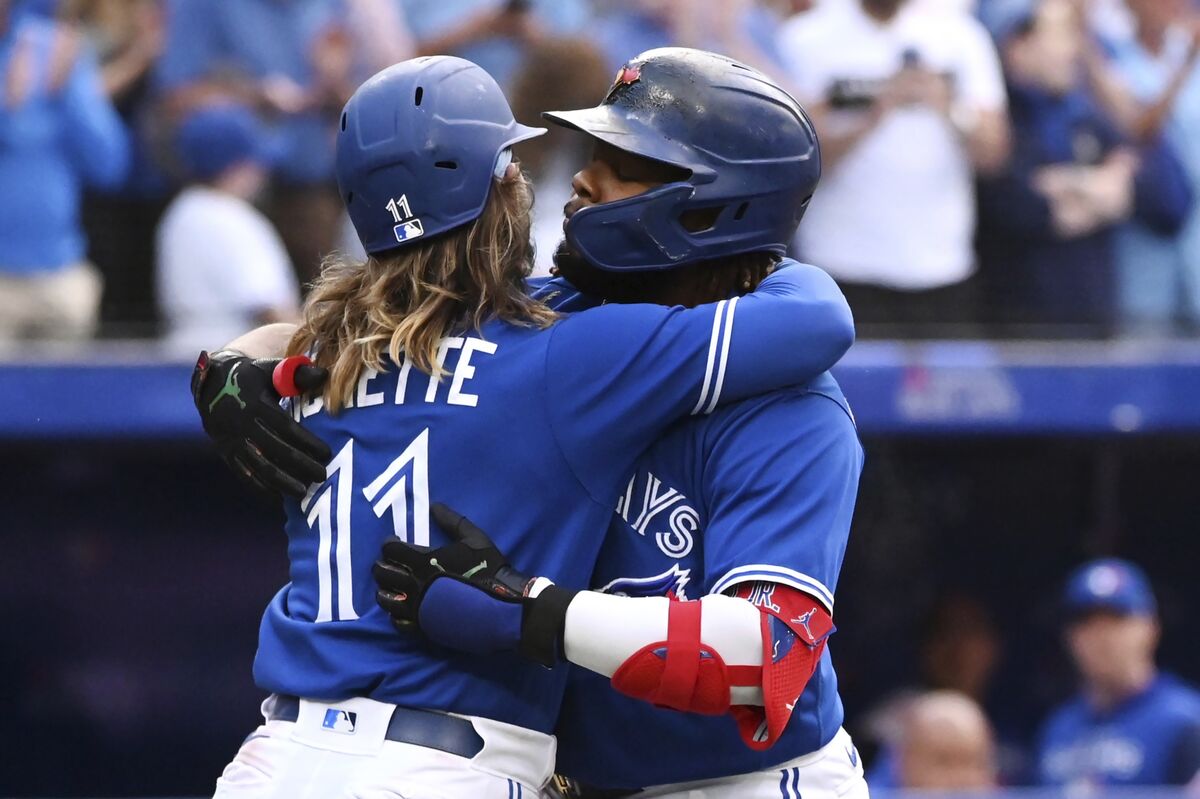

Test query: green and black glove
[373,503,576,668]
[191,349,332,497]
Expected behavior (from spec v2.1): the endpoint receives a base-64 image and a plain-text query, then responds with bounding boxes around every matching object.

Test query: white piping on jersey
[703,295,739,415]
[709,564,835,613]
[692,299,728,415]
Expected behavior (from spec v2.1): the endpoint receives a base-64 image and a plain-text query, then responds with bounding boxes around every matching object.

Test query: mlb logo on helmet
[322,708,358,734]
[394,219,425,243]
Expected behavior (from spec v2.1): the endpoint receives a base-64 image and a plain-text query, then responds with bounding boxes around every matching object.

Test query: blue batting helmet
[336,56,545,255]
[545,48,821,272]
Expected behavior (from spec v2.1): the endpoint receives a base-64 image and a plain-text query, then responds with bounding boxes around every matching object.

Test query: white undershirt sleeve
[562,592,766,705]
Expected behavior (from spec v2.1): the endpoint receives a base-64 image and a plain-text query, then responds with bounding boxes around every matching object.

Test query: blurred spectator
[977,0,1191,335]
[895,691,999,790]
[1094,0,1200,334]
[156,105,299,354]
[346,0,415,72]
[62,0,170,337]
[864,595,1004,786]
[400,0,589,89]
[778,0,1010,337]
[592,0,789,77]
[156,0,373,285]
[0,0,128,341]
[509,37,611,276]
[1037,558,1200,788]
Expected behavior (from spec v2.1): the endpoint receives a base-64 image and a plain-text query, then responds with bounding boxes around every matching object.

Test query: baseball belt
[267,694,485,759]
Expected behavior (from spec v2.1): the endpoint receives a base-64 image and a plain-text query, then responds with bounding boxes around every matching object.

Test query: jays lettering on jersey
[555,371,864,789]
[253,262,852,734]
[1038,674,1200,788]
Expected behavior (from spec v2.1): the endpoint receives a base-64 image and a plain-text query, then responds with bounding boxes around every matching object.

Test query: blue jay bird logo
[599,565,692,600]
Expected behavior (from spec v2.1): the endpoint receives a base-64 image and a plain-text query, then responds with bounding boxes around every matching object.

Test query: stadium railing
[3,339,1200,438]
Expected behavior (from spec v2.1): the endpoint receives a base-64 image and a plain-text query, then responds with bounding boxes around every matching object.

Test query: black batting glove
[192,349,332,498]
[373,503,576,668]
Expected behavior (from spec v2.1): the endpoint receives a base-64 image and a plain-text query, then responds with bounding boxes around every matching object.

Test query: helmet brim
[506,122,548,148]
[543,107,703,177]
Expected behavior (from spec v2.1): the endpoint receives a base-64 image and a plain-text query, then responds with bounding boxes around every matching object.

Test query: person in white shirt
[156,104,300,354]
[778,0,1011,335]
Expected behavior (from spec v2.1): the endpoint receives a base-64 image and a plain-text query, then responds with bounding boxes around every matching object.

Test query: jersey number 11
[303,430,431,623]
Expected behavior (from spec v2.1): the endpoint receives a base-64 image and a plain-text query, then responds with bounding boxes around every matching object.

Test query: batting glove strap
[519,583,578,668]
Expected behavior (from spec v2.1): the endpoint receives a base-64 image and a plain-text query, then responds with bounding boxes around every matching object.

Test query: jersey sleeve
[544,262,854,503]
[702,391,863,612]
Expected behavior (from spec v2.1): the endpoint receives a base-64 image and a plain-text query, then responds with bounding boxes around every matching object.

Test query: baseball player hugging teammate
[195,49,865,799]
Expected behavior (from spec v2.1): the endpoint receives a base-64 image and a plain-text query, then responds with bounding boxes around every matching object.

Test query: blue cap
[176,105,279,181]
[1063,559,1157,619]
[980,0,1036,43]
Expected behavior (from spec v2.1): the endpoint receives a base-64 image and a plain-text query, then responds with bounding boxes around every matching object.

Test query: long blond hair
[288,174,556,413]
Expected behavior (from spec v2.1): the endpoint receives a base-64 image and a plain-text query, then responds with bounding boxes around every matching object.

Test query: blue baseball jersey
[552,370,864,788]
[252,261,853,734]
[1038,674,1200,788]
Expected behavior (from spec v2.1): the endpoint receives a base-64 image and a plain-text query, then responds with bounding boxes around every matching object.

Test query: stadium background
[3,0,1200,796]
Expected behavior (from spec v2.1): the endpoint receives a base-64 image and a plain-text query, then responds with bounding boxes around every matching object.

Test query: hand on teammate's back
[374,504,575,668]
[191,350,332,497]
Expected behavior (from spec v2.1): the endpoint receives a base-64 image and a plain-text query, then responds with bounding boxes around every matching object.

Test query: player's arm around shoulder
[540,263,854,503]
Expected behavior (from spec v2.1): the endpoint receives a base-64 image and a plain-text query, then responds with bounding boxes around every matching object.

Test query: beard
[551,236,681,305]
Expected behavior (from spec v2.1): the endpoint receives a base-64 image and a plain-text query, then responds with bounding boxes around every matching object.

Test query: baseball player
[192,54,852,798]
[1037,559,1200,789]
[371,51,867,799]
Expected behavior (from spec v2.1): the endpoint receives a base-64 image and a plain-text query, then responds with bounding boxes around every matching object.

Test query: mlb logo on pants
[322,709,357,734]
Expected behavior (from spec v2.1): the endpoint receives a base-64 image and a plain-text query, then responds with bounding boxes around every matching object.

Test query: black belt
[268,695,485,760]
[549,775,643,799]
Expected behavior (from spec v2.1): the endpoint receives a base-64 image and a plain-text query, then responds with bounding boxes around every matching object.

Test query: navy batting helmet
[545,48,820,272]
[337,56,545,255]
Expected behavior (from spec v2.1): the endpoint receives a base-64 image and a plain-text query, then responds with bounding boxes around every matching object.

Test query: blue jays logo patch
[599,564,691,600]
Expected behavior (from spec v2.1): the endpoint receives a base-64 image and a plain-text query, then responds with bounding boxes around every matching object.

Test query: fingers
[230,453,274,495]
[238,443,308,498]
[380,538,436,576]
[430,503,493,549]
[253,418,330,485]
[373,557,420,593]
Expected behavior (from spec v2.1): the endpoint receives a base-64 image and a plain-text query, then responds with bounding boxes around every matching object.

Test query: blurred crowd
[864,559,1200,793]
[3,0,1200,347]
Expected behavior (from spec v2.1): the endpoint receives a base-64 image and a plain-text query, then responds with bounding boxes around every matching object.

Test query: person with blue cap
[155,104,299,354]
[1037,558,1200,789]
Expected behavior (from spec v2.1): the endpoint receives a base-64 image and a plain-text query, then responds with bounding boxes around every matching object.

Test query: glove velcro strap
[520,584,576,668]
